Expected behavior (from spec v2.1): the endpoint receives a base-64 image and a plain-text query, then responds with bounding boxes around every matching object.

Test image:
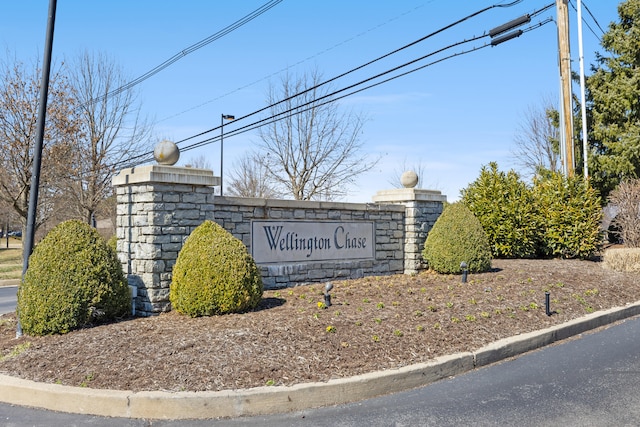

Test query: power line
[155,2,436,125]
[111,2,553,170]
[170,0,528,149]
[80,0,283,109]
[569,0,604,42]
[178,18,554,157]
[581,0,607,35]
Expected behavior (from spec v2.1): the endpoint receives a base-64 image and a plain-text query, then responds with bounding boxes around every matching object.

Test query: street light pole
[220,114,234,196]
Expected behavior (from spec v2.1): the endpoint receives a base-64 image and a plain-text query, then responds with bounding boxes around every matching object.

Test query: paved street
[0,285,17,315]
[2,314,640,426]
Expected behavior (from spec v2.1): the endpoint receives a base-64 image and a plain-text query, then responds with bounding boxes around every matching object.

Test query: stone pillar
[372,186,446,275]
[112,165,218,316]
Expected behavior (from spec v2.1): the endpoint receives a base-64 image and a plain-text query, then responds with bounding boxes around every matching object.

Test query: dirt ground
[0,257,638,393]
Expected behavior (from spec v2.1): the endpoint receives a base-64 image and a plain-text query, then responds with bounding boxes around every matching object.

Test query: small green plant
[355,320,363,326]
[433,322,441,330]
[376,302,385,309]
[374,317,382,324]
[80,373,95,388]
[394,329,404,337]
[333,310,341,316]
[317,301,326,309]
[427,305,437,312]
[529,302,539,310]
[0,342,31,362]
[372,335,380,342]
[451,317,461,323]
[326,325,336,333]
[265,379,275,386]
[414,310,424,317]
[573,293,594,313]
[363,298,370,303]
[465,314,477,322]
[392,301,400,307]
[446,302,454,309]
[480,311,491,318]
[416,325,424,332]
[469,298,478,305]
[584,289,599,297]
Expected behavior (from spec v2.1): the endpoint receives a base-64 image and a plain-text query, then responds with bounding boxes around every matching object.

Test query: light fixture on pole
[220,114,234,196]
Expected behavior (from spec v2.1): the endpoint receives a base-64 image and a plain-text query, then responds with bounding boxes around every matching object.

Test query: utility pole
[556,0,574,176]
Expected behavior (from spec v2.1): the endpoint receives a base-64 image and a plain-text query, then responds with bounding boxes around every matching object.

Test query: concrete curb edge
[1,301,639,420]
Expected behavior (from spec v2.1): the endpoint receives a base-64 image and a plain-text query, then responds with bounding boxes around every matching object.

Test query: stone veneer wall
[372,189,445,273]
[113,166,446,316]
[213,197,406,289]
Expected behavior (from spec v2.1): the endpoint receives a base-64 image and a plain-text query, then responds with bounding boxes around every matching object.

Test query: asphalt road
[0,285,17,315]
[2,314,640,426]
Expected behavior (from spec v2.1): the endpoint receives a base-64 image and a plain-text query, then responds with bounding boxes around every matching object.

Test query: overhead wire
[111,1,554,170]
[79,0,283,109]
[581,0,607,35]
[176,18,555,157]
[569,0,605,42]
[170,0,530,149]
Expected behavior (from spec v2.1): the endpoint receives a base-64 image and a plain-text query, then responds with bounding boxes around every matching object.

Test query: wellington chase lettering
[263,225,366,258]
[251,221,374,263]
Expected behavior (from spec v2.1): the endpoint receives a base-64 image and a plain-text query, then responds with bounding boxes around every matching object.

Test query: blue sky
[0,1,620,202]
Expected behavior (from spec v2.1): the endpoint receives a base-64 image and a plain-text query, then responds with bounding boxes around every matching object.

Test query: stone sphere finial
[400,170,419,188]
[153,140,180,165]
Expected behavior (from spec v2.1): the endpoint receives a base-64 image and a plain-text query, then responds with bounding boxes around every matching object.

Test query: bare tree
[65,50,152,225]
[0,56,79,238]
[257,70,376,201]
[609,179,640,248]
[184,154,212,169]
[227,151,281,198]
[511,97,560,179]
[387,157,430,189]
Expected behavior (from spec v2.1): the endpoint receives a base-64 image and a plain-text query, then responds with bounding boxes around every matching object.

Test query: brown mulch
[0,258,638,393]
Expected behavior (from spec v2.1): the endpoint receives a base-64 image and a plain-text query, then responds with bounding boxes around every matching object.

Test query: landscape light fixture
[220,114,235,196]
[324,282,334,307]
[460,261,468,283]
[545,291,552,316]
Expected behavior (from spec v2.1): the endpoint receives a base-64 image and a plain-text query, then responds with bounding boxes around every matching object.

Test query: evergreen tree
[587,0,640,198]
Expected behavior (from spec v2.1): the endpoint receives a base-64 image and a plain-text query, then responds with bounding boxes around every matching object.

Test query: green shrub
[532,172,602,258]
[18,220,130,336]
[461,162,539,258]
[422,202,492,274]
[106,235,117,252]
[170,220,263,317]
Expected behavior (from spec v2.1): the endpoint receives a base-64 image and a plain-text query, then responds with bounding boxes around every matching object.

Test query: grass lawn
[0,240,23,282]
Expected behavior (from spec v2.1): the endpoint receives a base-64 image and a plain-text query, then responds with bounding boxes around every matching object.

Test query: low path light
[460,261,468,283]
[324,282,333,307]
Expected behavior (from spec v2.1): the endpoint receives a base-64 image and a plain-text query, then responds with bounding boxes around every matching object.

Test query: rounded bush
[170,220,263,317]
[18,220,130,336]
[422,202,492,274]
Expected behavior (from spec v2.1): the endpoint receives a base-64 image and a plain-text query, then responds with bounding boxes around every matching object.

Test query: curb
[1,302,640,420]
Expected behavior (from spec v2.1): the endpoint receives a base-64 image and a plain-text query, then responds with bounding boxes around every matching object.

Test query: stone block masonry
[113,165,445,316]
